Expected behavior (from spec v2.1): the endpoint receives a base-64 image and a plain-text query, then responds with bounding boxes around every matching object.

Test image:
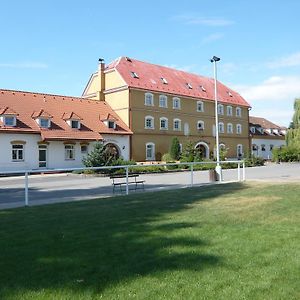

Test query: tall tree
[170,137,181,160]
[286,98,300,147]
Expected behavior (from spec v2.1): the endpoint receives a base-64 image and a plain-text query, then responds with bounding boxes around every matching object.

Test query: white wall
[252,138,285,159]
[0,133,130,172]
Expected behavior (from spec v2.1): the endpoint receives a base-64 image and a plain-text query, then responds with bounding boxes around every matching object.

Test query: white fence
[0,160,245,208]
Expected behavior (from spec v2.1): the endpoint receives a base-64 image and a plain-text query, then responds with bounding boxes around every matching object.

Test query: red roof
[106,57,251,108]
[249,116,282,129]
[0,89,132,141]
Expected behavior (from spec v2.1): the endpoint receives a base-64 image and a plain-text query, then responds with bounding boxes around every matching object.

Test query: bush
[272,146,300,162]
[161,153,174,162]
[170,137,181,160]
[244,155,265,167]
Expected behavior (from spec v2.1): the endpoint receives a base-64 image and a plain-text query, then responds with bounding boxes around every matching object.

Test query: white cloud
[173,14,234,26]
[0,62,48,69]
[201,33,224,44]
[267,52,300,68]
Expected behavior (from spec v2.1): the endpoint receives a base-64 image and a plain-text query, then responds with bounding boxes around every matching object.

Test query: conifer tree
[286,98,300,147]
[82,142,113,167]
[170,137,181,160]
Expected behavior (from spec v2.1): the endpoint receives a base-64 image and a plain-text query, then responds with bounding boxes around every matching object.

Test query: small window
[81,145,88,153]
[146,143,155,160]
[261,144,266,151]
[228,91,233,97]
[40,118,50,128]
[227,123,233,134]
[173,119,181,131]
[200,85,206,92]
[252,144,258,151]
[173,97,181,109]
[145,93,154,106]
[197,120,205,130]
[130,71,139,78]
[71,120,80,129]
[237,144,243,158]
[219,122,224,133]
[236,124,242,134]
[236,107,242,117]
[65,145,75,160]
[4,116,16,126]
[160,117,168,130]
[186,83,193,89]
[218,104,224,115]
[250,127,256,134]
[145,116,154,129]
[197,101,204,112]
[159,95,168,108]
[12,144,24,161]
[161,77,168,84]
[270,144,274,151]
[227,106,232,116]
[108,121,115,129]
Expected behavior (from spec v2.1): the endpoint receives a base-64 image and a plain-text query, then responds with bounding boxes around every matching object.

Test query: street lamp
[210,56,222,181]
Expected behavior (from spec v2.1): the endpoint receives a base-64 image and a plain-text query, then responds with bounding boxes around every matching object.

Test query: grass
[0,182,299,299]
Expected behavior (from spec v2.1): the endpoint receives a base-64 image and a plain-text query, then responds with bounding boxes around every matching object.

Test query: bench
[110,174,145,193]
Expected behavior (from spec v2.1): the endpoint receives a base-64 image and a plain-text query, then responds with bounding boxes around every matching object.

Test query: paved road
[0,163,299,209]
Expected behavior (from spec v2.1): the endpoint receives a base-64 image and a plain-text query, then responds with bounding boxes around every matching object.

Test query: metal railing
[0,160,245,208]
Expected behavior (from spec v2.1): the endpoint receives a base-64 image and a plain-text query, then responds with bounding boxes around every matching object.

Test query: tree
[82,142,114,167]
[286,98,300,147]
[170,137,181,160]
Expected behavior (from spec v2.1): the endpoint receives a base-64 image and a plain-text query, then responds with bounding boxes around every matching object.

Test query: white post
[25,172,29,206]
[211,56,222,181]
[190,163,194,187]
[125,166,129,195]
[238,162,241,181]
[242,161,246,181]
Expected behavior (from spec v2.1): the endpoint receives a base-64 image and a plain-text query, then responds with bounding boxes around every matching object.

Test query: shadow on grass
[0,182,247,298]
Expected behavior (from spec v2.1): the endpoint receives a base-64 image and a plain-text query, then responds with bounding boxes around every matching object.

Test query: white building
[249,116,286,160]
[0,89,131,172]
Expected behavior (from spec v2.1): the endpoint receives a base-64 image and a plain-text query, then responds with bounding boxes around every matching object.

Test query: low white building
[249,116,286,160]
[0,89,132,172]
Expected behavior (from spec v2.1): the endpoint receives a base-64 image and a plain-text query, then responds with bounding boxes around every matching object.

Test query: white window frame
[219,122,225,133]
[236,107,242,117]
[197,120,205,131]
[4,116,16,126]
[12,144,24,161]
[227,106,233,116]
[65,144,75,160]
[69,119,80,129]
[160,117,168,130]
[173,97,181,109]
[145,93,154,106]
[236,124,242,134]
[81,145,88,154]
[227,123,233,134]
[145,115,154,129]
[218,104,224,115]
[173,118,181,131]
[146,142,155,161]
[159,95,168,108]
[39,118,51,128]
[197,101,204,112]
[237,144,243,157]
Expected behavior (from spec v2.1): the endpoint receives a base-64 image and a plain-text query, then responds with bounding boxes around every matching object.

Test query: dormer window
[186,83,193,89]
[101,113,118,130]
[4,116,16,126]
[71,120,80,129]
[32,110,52,128]
[161,77,168,84]
[227,91,233,97]
[200,85,206,92]
[62,112,82,129]
[131,71,139,78]
[39,118,51,128]
[0,107,18,127]
[108,120,116,129]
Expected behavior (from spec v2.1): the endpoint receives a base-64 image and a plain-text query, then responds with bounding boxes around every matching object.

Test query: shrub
[170,137,181,160]
[162,153,174,162]
[272,146,300,162]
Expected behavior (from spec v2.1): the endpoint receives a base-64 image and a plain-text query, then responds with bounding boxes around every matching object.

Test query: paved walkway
[0,163,299,209]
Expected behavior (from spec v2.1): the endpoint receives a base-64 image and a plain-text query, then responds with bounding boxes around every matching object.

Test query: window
[227,123,233,133]
[200,85,206,92]
[146,143,155,160]
[236,107,242,117]
[4,116,16,126]
[227,106,233,116]
[270,144,274,151]
[12,144,24,161]
[130,71,139,78]
[159,95,168,108]
[71,120,80,129]
[197,120,205,130]
[39,118,50,128]
[145,93,154,106]
[145,116,154,129]
[197,101,204,112]
[173,119,181,131]
[252,144,258,151]
[237,144,243,158]
[160,117,168,130]
[218,104,224,115]
[186,83,193,89]
[261,144,266,151]
[236,124,242,134]
[173,97,181,109]
[219,122,224,133]
[108,121,115,129]
[65,145,75,160]
[250,127,256,134]
[81,145,88,153]
[161,77,168,84]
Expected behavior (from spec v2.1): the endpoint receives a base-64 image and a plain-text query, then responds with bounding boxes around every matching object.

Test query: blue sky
[1,0,300,126]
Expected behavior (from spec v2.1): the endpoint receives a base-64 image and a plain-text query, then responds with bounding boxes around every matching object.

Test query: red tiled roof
[100,113,118,121]
[0,106,18,115]
[62,112,82,120]
[0,89,132,141]
[249,116,282,129]
[106,57,251,107]
[31,109,53,119]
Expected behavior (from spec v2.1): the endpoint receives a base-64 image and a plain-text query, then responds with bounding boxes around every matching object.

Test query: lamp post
[210,56,222,181]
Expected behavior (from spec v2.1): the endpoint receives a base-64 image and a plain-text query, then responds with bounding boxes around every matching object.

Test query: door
[39,145,47,168]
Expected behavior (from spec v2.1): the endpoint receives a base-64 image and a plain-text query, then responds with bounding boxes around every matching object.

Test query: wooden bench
[110,174,145,193]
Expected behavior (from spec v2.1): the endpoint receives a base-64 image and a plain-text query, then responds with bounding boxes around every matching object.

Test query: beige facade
[83,59,250,161]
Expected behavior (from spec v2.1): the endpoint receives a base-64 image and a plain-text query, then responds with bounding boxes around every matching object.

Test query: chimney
[98,58,105,100]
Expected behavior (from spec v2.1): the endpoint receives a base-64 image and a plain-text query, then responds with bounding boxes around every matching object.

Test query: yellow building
[82,57,251,161]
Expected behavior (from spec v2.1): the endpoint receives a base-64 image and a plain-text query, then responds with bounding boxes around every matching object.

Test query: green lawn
[0,182,299,300]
